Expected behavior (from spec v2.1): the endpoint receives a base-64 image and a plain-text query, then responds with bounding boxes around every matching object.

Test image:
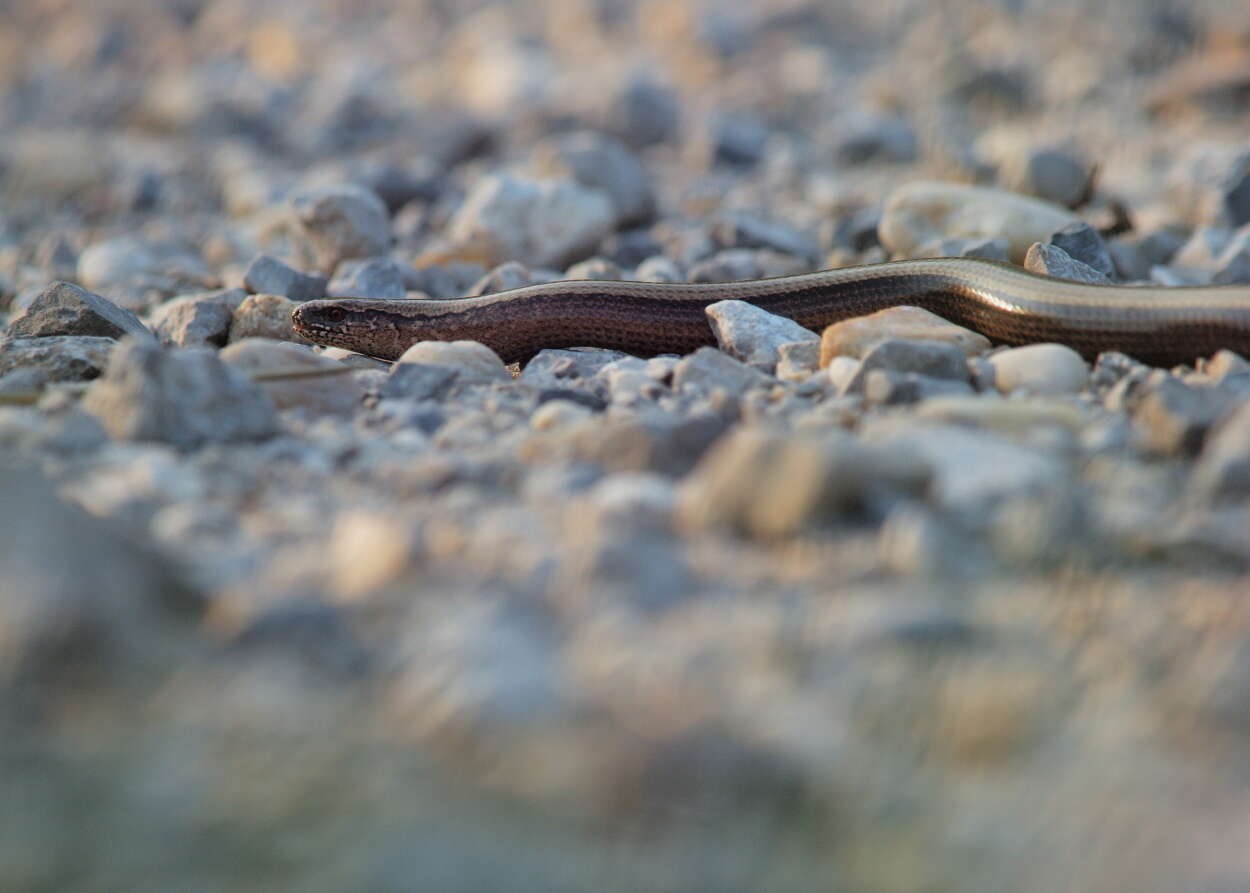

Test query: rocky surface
[4,1,1250,891]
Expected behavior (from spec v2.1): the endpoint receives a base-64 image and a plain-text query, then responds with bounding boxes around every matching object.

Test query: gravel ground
[5,0,1250,890]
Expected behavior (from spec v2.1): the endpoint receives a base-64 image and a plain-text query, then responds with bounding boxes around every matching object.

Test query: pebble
[843,339,971,394]
[1023,242,1111,284]
[708,111,771,166]
[289,184,391,270]
[704,300,818,371]
[671,346,770,397]
[564,257,623,281]
[395,340,510,382]
[530,131,655,227]
[77,237,215,301]
[6,281,154,342]
[82,338,277,449]
[447,174,615,270]
[676,426,931,538]
[469,261,534,296]
[520,348,626,391]
[1049,222,1116,278]
[530,399,594,431]
[0,335,117,384]
[604,75,680,147]
[914,236,1011,262]
[634,255,684,283]
[1130,376,1233,457]
[1020,148,1093,208]
[775,341,821,382]
[1166,144,1250,228]
[229,294,309,344]
[220,338,364,416]
[242,255,328,302]
[147,289,243,348]
[329,511,419,598]
[327,258,408,300]
[879,181,1080,263]
[688,249,762,283]
[835,114,919,166]
[861,370,973,406]
[820,306,991,366]
[988,344,1090,395]
[711,211,819,263]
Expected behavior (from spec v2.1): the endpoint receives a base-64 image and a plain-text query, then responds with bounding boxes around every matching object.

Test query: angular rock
[6,281,153,341]
[1049,222,1115,278]
[447,174,615,270]
[229,293,309,344]
[987,344,1090,395]
[82,338,277,449]
[672,346,771,397]
[289,183,391,270]
[820,306,991,365]
[328,258,407,300]
[1023,242,1111,284]
[879,181,1080,263]
[843,339,971,394]
[676,426,932,538]
[242,255,328,302]
[704,300,818,371]
[220,338,363,416]
[0,335,116,383]
[395,340,509,382]
[520,348,626,392]
[1131,377,1234,457]
[775,341,821,382]
[379,364,459,401]
[148,289,242,348]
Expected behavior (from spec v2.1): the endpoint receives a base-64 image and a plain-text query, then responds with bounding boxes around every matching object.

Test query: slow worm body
[290,258,1250,368]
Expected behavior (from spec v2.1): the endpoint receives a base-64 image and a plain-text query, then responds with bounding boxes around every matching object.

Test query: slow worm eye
[323,307,347,323]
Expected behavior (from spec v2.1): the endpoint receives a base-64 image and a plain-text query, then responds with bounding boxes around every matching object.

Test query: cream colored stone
[819,305,991,366]
[988,343,1089,395]
[396,340,510,381]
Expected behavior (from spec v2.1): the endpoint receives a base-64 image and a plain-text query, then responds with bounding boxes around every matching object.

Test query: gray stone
[6,281,153,341]
[242,255,328,302]
[836,114,919,166]
[775,341,821,382]
[1131,377,1234,456]
[289,183,391,270]
[1024,242,1111,284]
[672,346,771,397]
[380,363,459,401]
[0,336,116,383]
[447,174,615,270]
[843,339,970,394]
[469,261,533,297]
[862,370,974,406]
[1049,222,1115,278]
[689,249,763,283]
[709,112,771,166]
[676,426,931,538]
[1023,149,1092,208]
[328,258,407,300]
[704,300,818,371]
[77,237,215,299]
[605,75,680,147]
[634,255,684,283]
[1174,226,1233,270]
[82,338,277,449]
[229,293,309,344]
[530,131,654,227]
[712,211,819,263]
[148,289,242,348]
[1167,145,1250,227]
[526,410,731,477]
[521,348,625,392]
[396,340,509,382]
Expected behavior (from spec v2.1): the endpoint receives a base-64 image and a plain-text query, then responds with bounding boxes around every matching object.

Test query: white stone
[704,300,818,371]
[396,340,510,382]
[988,343,1089,395]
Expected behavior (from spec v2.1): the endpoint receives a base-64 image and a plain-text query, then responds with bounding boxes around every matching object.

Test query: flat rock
[704,300,818,371]
[988,343,1090,395]
[148,289,243,347]
[220,338,363,416]
[820,306,991,366]
[242,255,328,301]
[6,281,153,341]
[672,346,771,397]
[82,338,277,449]
[879,181,1080,263]
[0,335,116,383]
